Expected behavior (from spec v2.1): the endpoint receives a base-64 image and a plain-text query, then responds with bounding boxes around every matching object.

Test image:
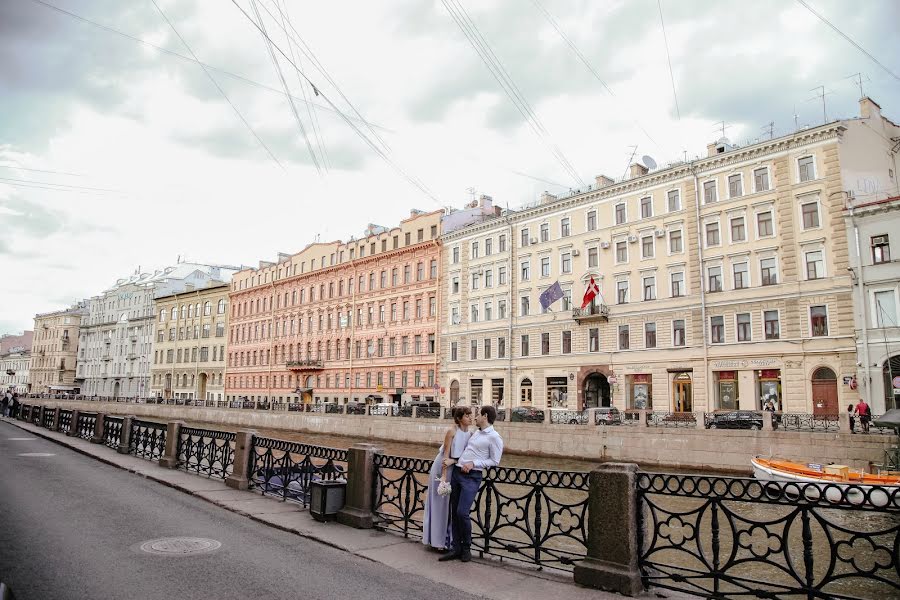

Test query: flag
[581,276,600,309]
[539,281,564,310]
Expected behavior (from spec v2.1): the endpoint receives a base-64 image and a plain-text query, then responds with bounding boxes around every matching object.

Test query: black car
[707,410,765,430]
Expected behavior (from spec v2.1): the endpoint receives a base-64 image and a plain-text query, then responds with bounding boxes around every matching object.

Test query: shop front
[714,371,738,411]
[626,374,652,410]
[547,376,569,407]
[757,369,782,411]
[672,371,692,412]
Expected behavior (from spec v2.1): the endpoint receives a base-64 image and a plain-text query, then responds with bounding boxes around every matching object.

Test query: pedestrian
[422,406,472,551]
[855,399,870,433]
[1,391,9,418]
[847,403,856,433]
[10,394,20,419]
[439,405,504,563]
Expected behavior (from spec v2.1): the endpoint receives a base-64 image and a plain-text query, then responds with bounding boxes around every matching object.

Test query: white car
[370,402,399,416]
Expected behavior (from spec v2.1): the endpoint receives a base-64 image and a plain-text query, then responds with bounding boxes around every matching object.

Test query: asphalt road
[0,420,482,600]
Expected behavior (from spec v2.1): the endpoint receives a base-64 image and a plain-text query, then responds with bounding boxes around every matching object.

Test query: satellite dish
[641,155,658,170]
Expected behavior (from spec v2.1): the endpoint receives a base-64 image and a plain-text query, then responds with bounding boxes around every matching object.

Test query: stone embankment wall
[32,400,895,473]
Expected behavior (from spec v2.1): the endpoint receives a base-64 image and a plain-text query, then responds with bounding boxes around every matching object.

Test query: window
[801,201,820,229]
[669,229,682,253]
[703,180,717,203]
[404,264,412,283]
[710,316,725,344]
[730,216,746,242]
[667,189,680,212]
[521,228,530,247]
[470,339,478,360]
[484,338,491,359]
[733,262,749,289]
[521,261,530,281]
[618,325,630,350]
[673,320,685,346]
[452,247,460,264]
[615,203,626,224]
[641,196,653,218]
[471,272,481,289]
[560,217,570,237]
[485,238,492,255]
[451,276,459,294]
[561,252,572,274]
[705,221,720,246]
[708,266,723,292]
[541,332,550,355]
[764,310,780,340]
[753,167,769,192]
[810,305,828,336]
[485,269,493,287]
[540,257,550,277]
[588,247,598,268]
[520,296,530,316]
[589,328,599,352]
[484,301,492,321]
[874,290,898,327]
[430,259,438,278]
[450,342,458,361]
[757,211,774,237]
[642,276,656,301]
[761,257,778,286]
[805,250,824,280]
[498,300,506,319]
[798,155,815,182]
[641,236,654,259]
[671,272,684,297]
[728,174,743,198]
[470,304,479,323]
[587,210,597,231]
[645,322,656,348]
[499,234,506,252]
[498,336,506,358]
[872,235,890,264]
[540,223,549,242]
[737,313,751,341]
[498,266,507,285]
[416,262,424,281]
[521,334,530,356]
[617,280,629,304]
[471,241,479,258]
[616,241,628,263]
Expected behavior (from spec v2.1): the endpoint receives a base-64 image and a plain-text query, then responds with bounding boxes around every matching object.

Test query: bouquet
[436,479,452,497]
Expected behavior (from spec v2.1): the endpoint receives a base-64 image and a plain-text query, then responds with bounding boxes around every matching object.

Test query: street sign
[892,375,900,389]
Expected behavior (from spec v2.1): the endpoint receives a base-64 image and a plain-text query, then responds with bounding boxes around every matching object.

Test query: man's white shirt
[457,425,503,471]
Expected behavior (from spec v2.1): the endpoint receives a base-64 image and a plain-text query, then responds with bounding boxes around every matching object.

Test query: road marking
[137,537,222,556]
[17,452,56,457]
[7,438,37,441]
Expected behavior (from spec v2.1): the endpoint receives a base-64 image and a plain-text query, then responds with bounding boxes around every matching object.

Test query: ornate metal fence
[42,408,54,429]
[58,409,73,435]
[372,455,590,571]
[129,419,167,461]
[777,413,840,432]
[550,409,587,425]
[647,411,697,428]
[76,413,96,440]
[248,437,347,507]
[636,472,900,599]
[32,407,42,426]
[103,416,123,450]
[177,427,235,480]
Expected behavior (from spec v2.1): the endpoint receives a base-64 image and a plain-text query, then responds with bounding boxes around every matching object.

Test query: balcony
[57,364,66,371]
[572,304,610,323]
[101,354,112,362]
[104,338,111,345]
[5,370,14,376]
[287,359,324,371]
[126,353,138,360]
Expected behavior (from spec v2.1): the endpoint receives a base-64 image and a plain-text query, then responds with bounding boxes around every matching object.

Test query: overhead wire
[657,0,681,121]
[0,176,127,195]
[0,164,84,177]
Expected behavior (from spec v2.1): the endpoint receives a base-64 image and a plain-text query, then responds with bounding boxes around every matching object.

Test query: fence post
[763,410,774,431]
[67,410,81,437]
[117,416,134,454]
[50,407,60,431]
[225,430,257,490]
[159,420,184,468]
[638,409,648,427]
[695,411,706,430]
[336,443,383,529]
[90,413,106,444]
[573,462,643,596]
[38,405,47,427]
[838,411,851,433]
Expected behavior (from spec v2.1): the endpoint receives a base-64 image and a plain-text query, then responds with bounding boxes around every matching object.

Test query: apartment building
[0,332,34,394]
[149,283,230,402]
[441,97,897,414]
[30,303,87,394]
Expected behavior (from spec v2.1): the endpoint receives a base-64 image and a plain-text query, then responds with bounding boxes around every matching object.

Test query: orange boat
[751,457,900,506]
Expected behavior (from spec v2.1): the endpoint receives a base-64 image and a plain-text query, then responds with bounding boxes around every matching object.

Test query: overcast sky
[1,0,899,334]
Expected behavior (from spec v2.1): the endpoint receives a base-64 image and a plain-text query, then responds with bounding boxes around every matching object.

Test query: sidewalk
[4,417,681,600]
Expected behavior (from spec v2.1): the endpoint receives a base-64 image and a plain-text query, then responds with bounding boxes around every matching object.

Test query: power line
[0,175,125,194]
[796,0,900,84]
[0,164,84,177]
[657,0,681,121]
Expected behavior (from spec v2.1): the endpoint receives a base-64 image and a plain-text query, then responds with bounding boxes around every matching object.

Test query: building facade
[30,303,87,394]
[0,332,34,394]
[149,283,230,402]
[226,210,448,406]
[78,263,237,399]
[441,98,897,414]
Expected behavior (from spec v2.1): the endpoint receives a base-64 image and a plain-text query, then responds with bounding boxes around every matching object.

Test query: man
[855,398,871,433]
[439,405,504,563]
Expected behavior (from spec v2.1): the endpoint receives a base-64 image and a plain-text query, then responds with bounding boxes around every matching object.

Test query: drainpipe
[847,199,872,405]
[505,210,515,409]
[689,165,711,412]
[433,236,442,403]
[349,257,357,404]
[267,279,275,409]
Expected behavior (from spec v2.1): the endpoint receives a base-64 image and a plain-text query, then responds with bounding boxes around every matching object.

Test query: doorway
[672,372,692,412]
[811,367,838,415]
[583,373,610,408]
[449,380,459,404]
[113,381,120,399]
[197,373,208,402]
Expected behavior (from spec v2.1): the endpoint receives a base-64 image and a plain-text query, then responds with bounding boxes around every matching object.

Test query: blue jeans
[449,466,482,552]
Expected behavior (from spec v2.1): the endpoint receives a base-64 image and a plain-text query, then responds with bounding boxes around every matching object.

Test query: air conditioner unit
[530,237,538,245]
[600,241,610,249]
[572,249,581,257]
[655,229,666,238]
[627,235,638,243]
[872,235,889,246]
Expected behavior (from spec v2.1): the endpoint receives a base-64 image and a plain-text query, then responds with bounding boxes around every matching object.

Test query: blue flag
[539,281,565,310]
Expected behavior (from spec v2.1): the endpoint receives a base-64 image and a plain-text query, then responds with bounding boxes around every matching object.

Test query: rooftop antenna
[466,187,476,202]
[712,121,730,139]
[846,72,870,99]
[793,105,799,131]
[622,145,638,180]
[807,85,832,124]
[761,121,775,140]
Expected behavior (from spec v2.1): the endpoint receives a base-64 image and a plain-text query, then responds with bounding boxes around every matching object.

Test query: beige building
[30,303,88,394]
[150,283,230,402]
[441,97,897,415]
[1,331,34,394]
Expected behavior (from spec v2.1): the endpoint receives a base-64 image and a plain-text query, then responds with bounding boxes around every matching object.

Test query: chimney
[859,96,882,120]
[706,142,718,157]
[540,191,558,205]
[478,194,493,209]
[594,174,615,188]
[629,163,649,179]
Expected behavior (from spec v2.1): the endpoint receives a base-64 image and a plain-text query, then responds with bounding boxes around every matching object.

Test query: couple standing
[422,405,504,563]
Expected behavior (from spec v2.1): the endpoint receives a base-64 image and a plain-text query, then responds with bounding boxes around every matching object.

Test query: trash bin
[309,479,347,522]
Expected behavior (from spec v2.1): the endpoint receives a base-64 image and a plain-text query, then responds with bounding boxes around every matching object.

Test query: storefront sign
[608,376,618,384]
[717,371,736,380]
[632,374,650,383]
[711,358,781,369]
[893,375,900,389]
[759,369,781,380]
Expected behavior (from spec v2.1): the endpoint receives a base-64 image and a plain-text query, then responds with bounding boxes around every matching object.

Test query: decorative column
[158,420,183,468]
[90,413,106,444]
[225,430,257,490]
[336,443,383,529]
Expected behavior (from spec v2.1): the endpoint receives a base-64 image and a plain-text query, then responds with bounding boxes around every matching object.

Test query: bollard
[763,410,774,431]
[573,463,643,596]
[90,413,106,444]
[158,420,184,468]
[225,430,257,490]
[67,410,81,437]
[638,409,648,428]
[117,416,134,454]
[838,411,851,433]
[695,411,706,430]
[411,406,418,419]
[336,443,384,529]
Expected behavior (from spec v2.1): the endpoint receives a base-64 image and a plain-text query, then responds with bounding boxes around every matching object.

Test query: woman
[847,403,856,433]
[422,406,472,550]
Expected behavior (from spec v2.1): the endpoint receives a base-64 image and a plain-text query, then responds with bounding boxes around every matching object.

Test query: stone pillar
[50,407,60,431]
[38,406,47,427]
[695,411,706,430]
[573,463,643,596]
[638,409,648,427]
[159,420,184,468]
[543,407,551,424]
[90,413,106,444]
[763,410,774,431]
[337,443,383,529]
[412,406,419,419]
[225,430,257,490]
[838,411,851,433]
[67,410,81,437]
[117,416,134,454]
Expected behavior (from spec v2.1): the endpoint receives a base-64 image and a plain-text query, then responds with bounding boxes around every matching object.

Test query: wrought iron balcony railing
[286,359,324,371]
[572,303,609,322]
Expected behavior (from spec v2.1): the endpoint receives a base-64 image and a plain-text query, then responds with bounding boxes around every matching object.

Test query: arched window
[171,307,177,320]
[204,301,211,316]
[218,299,226,314]
[520,378,533,404]
[159,309,166,322]
[812,367,836,380]
[180,305,187,319]
[188,304,194,318]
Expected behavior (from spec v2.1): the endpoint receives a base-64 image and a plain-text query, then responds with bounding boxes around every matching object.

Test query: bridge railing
[248,437,347,508]
[177,427,235,480]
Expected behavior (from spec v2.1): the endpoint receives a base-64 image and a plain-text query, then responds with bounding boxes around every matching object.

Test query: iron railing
[636,472,900,598]
[103,416,123,450]
[129,419,167,461]
[777,413,840,432]
[76,413,97,440]
[647,411,696,428]
[372,455,590,571]
[42,408,54,429]
[248,437,347,507]
[177,427,235,480]
[58,409,73,434]
[550,410,587,425]
[32,407,42,426]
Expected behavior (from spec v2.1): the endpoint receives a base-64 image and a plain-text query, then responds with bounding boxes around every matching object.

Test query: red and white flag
[581,276,600,309]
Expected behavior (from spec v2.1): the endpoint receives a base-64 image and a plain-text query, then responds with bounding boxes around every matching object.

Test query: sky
[1,0,899,334]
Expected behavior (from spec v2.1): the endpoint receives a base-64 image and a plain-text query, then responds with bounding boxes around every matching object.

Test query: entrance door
[583,373,610,408]
[811,367,838,415]
[673,373,692,412]
[449,380,459,404]
[197,373,208,403]
[113,381,120,399]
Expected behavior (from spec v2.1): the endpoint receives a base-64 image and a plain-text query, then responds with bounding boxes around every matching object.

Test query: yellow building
[30,303,87,394]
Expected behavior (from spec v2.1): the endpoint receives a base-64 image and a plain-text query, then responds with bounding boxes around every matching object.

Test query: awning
[49,385,77,391]
[873,409,900,429]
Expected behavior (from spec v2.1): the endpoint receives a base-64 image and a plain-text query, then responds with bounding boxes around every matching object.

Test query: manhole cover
[8,438,37,441]
[17,452,55,457]
[139,538,221,555]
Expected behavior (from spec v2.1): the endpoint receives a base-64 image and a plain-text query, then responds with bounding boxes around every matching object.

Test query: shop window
[757,370,782,411]
[715,371,738,410]
[520,378,533,404]
[628,374,652,409]
[547,377,568,407]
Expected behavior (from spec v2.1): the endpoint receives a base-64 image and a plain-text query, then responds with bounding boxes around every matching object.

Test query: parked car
[549,407,589,424]
[707,410,764,430]
[594,406,623,425]
[510,406,545,423]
